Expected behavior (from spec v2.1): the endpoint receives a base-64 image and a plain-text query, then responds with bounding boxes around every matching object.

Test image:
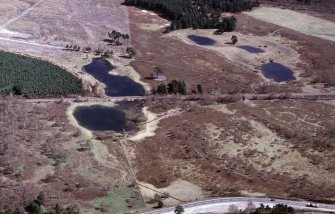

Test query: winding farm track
[140,197,335,214]
[1,0,46,28]
[11,92,335,104]
[0,36,62,49]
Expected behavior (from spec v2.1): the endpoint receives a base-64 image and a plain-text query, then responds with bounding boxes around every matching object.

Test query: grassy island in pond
[0,51,83,96]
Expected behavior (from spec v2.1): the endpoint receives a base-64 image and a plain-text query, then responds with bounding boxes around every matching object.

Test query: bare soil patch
[139,179,203,206]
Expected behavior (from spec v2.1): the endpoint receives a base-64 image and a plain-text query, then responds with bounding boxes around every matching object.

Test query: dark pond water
[83,58,145,96]
[188,35,216,45]
[238,45,264,53]
[73,105,131,132]
[261,63,296,82]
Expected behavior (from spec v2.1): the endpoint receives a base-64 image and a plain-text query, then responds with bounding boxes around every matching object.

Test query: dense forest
[262,0,311,4]
[124,0,260,32]
[0,51,83,97]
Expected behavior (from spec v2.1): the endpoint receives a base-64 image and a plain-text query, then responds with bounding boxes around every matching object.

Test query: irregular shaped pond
[238,45,264,53]
[261,63,296,82]
[73,105,132,132]
[83,58,145,96]
[188,35,216,45]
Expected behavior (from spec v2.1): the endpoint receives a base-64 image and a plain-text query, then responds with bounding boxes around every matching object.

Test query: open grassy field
[244,7,335,42]
[0,0,130,46]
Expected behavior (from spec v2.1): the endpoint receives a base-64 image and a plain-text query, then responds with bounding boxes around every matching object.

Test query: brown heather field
[1,0,335,212]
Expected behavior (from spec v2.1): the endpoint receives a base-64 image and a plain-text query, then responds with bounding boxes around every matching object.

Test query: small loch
[83,58,145,96]
[73,105,131,132]
[261,63,296,82]
[238,45,264,53]
[188,35,216,46]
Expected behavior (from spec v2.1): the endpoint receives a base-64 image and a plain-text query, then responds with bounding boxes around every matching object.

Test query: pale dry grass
[139,179,203,206]
[129,108,182,142]
[166,29,301,83]
[245,7,335,42]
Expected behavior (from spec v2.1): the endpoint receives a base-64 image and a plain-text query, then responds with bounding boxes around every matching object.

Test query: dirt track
[3,92,334,104]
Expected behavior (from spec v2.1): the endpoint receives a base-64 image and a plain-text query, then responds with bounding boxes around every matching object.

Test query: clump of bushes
[154,80,204,95]
[0,193,80,214]
[155,80,187,95]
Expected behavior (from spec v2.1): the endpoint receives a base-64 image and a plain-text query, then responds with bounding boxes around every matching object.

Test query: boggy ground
[0,98,145,213]
[238,9,335,89]
[132,99,335,203]
[128,5,335,93]
[128,7,267,95]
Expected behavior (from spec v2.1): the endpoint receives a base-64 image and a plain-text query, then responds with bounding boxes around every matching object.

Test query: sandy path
[1,0,45,28]
[128,108,182,142]
[0,36,62,49]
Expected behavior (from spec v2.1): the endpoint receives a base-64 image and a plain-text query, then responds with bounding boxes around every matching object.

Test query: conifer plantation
[0,51,83,96]
[124,0,260,31]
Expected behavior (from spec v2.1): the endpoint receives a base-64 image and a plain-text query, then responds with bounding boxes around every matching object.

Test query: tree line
[296,0,310,4]
[124,0,260,32]
[264,0,311,4]
[174,202,295,214]
[154,80,203,95]
[0,193,79,214]
[0,51,83,97]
